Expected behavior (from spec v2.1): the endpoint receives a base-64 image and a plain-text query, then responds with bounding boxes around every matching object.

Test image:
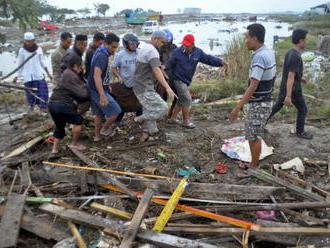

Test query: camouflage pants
[134,90,168,134]
[244,101,272,141]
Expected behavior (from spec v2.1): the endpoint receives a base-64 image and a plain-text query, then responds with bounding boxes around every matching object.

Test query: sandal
[168,118,181,125]
[68,143,86,151]
[238,162,251,170]
[236,171,251,178]
[183,122,196,129]
[100,127,113,137]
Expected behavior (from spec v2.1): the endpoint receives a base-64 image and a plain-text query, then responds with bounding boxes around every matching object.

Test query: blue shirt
[88,46,111,92]
[166,46,223,85]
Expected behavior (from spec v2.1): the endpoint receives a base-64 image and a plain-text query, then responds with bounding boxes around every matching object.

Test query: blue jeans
[90,89,121,117]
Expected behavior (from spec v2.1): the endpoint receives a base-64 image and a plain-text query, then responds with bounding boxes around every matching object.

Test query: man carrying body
[133,31,176,142]
[88,33,122,141]
[51,32,72,86]
[229,24,276,169]
[85,32,105,79]
[267,29,313,139]
[167,34,227,128]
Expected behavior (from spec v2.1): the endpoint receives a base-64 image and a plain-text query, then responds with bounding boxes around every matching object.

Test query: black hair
[104,33,120,45]
[247,23,266,44]
[68,55,82,68]
[93,32,105,41]
[75,34,88,42]
[292,29,308,44]
[60,32,72,41]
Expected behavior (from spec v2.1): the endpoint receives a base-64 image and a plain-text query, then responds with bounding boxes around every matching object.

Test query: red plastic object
[39,21,59,31]
[47,136,55,143]
[256,211,276,220]
[215,163,229,174]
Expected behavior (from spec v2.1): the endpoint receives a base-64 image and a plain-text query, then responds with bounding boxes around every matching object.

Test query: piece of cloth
[90,89,121,117]
[245,101,272,141]
[112,49,137,88]
[48,101,84,139]
[280,48,304,95]
[134,90,168,134]
[172,80,192,107]
[85,45,97,79]
[24,80,48,109]
[50,68,89,110]
[88,45,112,92]
[248,45,276,103]
[133,43,162,94]
[17,46,47,82]
[51,45,68,85]
[110,82,142,113]
[269,88,307,134]
[23,44,38,53]
[166,46,223,86]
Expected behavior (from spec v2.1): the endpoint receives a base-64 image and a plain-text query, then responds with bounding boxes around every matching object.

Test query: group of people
[16,23,312,168]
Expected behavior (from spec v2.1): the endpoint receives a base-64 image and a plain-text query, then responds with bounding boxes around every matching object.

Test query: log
[0,113,26,126]
[119,188,154,248]
[248,169,326,202]
[67,147,137,199]
[0,194,26,248]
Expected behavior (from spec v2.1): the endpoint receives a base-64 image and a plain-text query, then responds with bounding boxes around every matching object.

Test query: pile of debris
[0,114,330,248]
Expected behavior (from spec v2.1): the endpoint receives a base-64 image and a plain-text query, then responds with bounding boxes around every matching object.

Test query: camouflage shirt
[51,45,67,85]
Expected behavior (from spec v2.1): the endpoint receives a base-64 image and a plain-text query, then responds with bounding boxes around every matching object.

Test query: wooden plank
[0,194,26,248]
[248,169,326,202]
[144,212,194,225]
[120,188,154,248]
[0,206,69,241]
[137,230,220,248]
[68,221,87,248]
[91,202,133,220]
[67,147,137,199]
[39,203,125,236]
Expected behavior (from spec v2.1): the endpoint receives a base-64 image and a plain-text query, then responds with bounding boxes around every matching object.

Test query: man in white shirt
[17,32,52,112]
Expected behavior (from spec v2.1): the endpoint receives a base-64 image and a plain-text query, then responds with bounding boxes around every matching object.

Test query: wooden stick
[119,188,154,248]
[43,161,169,180]
[91,202,132,220]
[68,221,87,248]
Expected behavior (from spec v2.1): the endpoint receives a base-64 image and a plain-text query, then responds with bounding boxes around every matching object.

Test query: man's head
[163,29,174,45]
[93,32,105,48]
[60,32,73,50]
[151,31,167,49]
[122,33,139,52]
[23,32,36,47]
[74,34,88,54]
[245,24,265,51]
[68,55,82,75]
[292,29,308,50]
[104,33,120,55]
[181,34,195,53]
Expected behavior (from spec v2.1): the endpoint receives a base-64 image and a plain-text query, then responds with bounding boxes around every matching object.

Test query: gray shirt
[133,43,161,94]
[112,49,137,88]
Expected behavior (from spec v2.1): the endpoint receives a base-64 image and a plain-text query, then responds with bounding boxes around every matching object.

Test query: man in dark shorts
[230,24,276,168]
[267,29,313,139]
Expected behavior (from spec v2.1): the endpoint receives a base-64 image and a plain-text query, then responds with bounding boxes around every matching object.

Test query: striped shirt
[249,45,276,102]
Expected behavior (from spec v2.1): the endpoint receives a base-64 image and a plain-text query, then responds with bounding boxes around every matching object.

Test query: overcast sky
[48,0,325,14]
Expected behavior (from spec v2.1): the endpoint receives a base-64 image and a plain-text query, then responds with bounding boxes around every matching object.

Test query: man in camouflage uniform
[133,31,176,141]
[51,32,72,86]
[230,24,276,169]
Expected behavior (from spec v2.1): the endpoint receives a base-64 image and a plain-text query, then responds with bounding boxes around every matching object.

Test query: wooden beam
[91,202,133,220]
[67,147,137,199]
[248,169,326,202]
[0,194,26,248]
[137,230,220,248]
[119,188,154,248]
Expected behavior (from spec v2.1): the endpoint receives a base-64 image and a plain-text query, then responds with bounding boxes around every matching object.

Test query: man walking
[267,29,313,139]
[133,31,176,142]
[51,32,72,86]
[230,24,276,169]
[88,33,122,141]
[167,34,227,128]
[85,32,105,78]
[17,32,52,113]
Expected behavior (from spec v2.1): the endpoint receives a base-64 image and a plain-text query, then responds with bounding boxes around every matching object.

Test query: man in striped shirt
[230,24,276,169]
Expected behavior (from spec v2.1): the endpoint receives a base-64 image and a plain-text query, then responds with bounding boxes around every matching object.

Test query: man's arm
[111,67,122,81]
[94,67,108,107]
[284,72,295,107]
[152,67,176,99]
[229,79,260,121]
[199,50,224,67]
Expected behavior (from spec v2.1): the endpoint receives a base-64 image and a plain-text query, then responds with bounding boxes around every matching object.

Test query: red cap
[182,34,195,47]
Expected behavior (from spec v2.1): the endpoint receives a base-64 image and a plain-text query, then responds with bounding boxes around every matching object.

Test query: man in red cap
[166,34,227,128]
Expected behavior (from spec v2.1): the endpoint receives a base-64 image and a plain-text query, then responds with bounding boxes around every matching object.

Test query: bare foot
[68,143,86,151]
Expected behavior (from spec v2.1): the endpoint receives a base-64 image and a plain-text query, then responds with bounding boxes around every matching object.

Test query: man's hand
[301,78,308,84]
[100,94,109,107]
[166,87,177,99]
[284,96,292,107]
[229,107,240,122]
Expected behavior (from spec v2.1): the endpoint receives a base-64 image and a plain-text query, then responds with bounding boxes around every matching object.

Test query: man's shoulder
[286,49,301,60]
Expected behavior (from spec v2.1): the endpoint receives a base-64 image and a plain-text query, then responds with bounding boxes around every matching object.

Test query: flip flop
[68,144,86,151]
[236,171,251,178]
[238,162,251,170]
